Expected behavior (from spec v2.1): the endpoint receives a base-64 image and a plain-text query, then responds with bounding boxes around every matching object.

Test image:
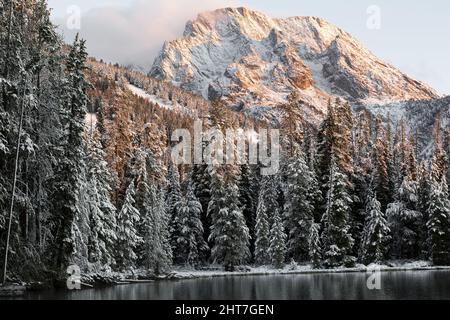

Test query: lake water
[19,270,450,300]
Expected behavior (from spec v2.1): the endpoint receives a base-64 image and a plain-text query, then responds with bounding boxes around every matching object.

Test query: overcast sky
[48,0,450,95]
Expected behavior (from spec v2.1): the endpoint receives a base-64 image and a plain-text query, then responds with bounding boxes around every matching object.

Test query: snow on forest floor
[170,261,450,280]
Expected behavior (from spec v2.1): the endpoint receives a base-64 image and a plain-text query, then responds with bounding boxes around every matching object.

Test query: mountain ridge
[150,7,439,121]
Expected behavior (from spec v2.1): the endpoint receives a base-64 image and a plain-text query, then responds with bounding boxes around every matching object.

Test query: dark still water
[22,270,450,300]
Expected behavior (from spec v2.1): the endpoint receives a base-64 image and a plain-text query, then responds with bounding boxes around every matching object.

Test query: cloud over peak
[53,0,238,70]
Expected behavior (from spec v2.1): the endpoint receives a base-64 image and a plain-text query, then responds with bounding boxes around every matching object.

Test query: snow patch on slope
[126,83,174,110]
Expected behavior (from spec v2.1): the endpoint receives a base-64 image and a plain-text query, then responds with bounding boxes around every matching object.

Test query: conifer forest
[1,1,450,291]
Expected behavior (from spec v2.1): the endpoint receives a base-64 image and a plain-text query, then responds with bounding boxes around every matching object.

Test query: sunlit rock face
[150,7,439,124]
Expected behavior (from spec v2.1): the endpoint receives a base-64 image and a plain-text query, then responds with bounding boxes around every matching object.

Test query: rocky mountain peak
[150,7,439,123]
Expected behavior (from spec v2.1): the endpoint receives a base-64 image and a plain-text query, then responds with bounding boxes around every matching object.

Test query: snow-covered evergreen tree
[208,167,250,271]
[238,164,257,261]
[418,163,432,257]
[174,181,209,266]
[308,221,322,268]
[254,189,271,265]
[116,180,142,269]
[269,209,287,269]
[191,163,212,249]
[86,130,117,267]
[255,175,280,265]
[426,177,450,265]
[386,177,423,259]
[283,153,321,261]
[139,181,172,274]
[167,161,184,262]
[359,193,391,264]
[317,99,354,184]
[49,35,91,272]
[321,160,355,268]
[373,116,392,210]
[350,112,374,256]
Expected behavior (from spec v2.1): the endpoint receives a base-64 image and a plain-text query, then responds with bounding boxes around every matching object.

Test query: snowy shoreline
[169,261,450,281]
[19,261,449,292]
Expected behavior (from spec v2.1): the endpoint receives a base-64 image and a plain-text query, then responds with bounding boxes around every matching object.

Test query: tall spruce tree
[426,177,450,265]
[174,181,209,266]
[49,35,90,273]
[283,153,321,261]
[308,221,322,268]
[386,177,423,259]
[139,180,172,274]
[321,160,355,268]
[116,180,142,269]
[373,116,391,210]
[86,130,117,267]
[359,193,391,264]
[418,163,432,257]
[167,161,184,262]
[254,175,281,264]
[208,167,250,271]
[238,164,257,261]
[350,112,373,256]
[191,163,212,249]
[269,209,287,269]
[254,185,271,265]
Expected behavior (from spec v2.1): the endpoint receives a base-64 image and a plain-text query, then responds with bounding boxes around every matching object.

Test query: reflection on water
[21,270,450,300]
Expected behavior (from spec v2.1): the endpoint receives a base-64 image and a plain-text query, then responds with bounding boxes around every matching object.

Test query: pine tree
[130,144,172,274]
[167,161,184,262]
[139,181,172,274]
[321,160,355,268]
[254,188,271,265]
[386,178,423,259]
[49,35,90,272]
[269,209,287,269]
[283,153,321,261]
[238,164,257,261]
[175,181,209,266]
[418,163,432,257]
[373,116,391,210]
[191,163,212,249]
[308,221,322,268]
[350,112,373,256]
[208,167,250,271]
[255,175,280,265]
[316,99,354,211]
[86,130,117,267]
[426,177,450,265]
[359,193,391,264]
[316,100,335,188]
[116,180,142,269]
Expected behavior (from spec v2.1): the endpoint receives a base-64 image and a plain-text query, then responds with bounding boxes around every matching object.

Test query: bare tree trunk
[1,87,25,286]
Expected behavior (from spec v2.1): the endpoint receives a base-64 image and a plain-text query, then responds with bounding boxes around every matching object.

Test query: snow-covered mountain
[150,7,439,122]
